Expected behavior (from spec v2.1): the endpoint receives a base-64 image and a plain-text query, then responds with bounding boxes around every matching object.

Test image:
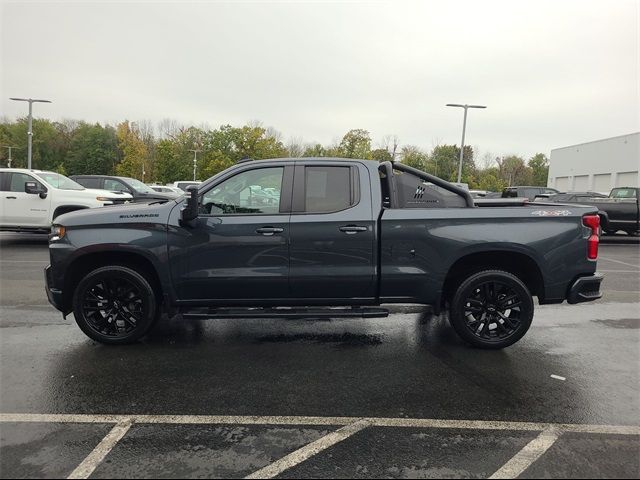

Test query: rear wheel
[72,266,158,344]
[449,270,534,349]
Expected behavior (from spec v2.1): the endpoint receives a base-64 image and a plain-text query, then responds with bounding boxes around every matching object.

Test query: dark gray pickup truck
[549,187,639,236]
[45,158,603,349]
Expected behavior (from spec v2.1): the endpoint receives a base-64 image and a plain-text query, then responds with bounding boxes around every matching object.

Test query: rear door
[289,162,376,300]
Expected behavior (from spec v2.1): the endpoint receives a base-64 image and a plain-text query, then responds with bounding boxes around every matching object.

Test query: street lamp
[446,103,486,183]
[188,149,201,181]
[9,97,52,170]
[1,145,19,167]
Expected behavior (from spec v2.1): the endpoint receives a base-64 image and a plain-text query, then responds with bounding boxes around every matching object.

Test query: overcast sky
[1,0,638,159]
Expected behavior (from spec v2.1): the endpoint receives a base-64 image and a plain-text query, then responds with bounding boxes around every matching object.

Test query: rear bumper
[567,273,603,304]
[44,265,66,313]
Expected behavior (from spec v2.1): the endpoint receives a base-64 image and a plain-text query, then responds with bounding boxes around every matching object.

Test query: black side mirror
[25,181,47,199]
[180,186,199,226]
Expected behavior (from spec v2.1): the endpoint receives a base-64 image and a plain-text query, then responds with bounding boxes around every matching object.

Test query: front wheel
[72,266,158,344]
[449,270,534,349]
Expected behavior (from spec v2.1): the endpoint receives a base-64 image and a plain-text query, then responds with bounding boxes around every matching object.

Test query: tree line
[0,118,549,190]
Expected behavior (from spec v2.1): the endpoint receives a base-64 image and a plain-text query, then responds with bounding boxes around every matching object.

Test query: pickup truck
[45,158,603,349]
[0,168,132,233]
[551,187,639,236]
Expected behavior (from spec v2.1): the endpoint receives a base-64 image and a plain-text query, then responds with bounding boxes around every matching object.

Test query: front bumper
[44,265,66,313]
[567,273,604,304]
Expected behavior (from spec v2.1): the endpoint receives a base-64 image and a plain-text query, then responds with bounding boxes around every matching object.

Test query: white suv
[0,169,132,232]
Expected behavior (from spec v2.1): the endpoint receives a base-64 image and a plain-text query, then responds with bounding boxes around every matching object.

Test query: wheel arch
[441,250,545,308]
[63,250,164,311]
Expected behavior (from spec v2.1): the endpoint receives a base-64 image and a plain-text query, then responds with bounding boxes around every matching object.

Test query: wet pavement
[0,232,639,478]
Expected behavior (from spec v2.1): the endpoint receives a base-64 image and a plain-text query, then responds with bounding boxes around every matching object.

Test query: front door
[2,172,51,227]
[169,165,292,302]
[289,163,376,300]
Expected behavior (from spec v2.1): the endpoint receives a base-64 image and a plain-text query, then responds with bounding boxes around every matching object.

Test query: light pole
[9,97,52,170]
[188,149,201,181]
[2,145,19,167]
[446,103,486,183]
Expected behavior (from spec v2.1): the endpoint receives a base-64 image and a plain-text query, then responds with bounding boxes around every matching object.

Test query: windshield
[37,172,85,190]
[124,178,156,193]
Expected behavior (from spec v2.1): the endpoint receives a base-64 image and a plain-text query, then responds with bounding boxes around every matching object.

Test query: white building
[548,132,639,193]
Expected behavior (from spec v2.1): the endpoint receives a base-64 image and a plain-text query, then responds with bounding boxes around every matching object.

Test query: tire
[449,270,534,349]
[72,265,158,344]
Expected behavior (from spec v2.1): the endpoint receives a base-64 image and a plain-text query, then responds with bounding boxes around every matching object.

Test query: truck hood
[83,188,133,200]
[55,199,175,227]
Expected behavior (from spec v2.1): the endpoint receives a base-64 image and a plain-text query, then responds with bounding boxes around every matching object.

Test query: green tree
[302,143,326,157]
[528,153,549,186]
[497,155,532,186]
[428,144,474,182]
[338,129,372,159]
[370,148,393,162]
[400,145,428,170]
[66,123,119,175]
[115,121,148,180]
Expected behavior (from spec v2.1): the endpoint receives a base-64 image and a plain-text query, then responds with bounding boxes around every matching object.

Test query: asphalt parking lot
[0,232,639,478]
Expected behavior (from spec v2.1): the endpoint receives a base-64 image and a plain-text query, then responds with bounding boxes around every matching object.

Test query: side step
[180,306,390,320]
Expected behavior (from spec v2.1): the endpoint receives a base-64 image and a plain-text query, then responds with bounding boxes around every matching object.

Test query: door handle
[256,226,284,236]
[339,225,368,234]
[5,196,17,199]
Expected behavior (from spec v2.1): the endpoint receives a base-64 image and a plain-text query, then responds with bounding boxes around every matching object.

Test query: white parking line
[245,419,370,479]
[1,413,639,435]
[489,429,560,479]
[599,256,640,269]
[66,418,132,479]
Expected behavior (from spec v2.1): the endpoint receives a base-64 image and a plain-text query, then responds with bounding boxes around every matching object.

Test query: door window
[304,166,355,213]
[9,173,41,192]
[200,167,283,215]
[104,179,129,192]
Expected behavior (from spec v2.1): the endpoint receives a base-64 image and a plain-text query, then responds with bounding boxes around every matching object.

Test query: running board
[180,306,390,320]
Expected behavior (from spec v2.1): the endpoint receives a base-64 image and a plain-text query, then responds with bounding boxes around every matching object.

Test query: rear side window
[304,166,356,213]
[77,177,102,189]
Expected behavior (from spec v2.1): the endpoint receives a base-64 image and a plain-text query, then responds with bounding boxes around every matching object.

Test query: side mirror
[180,186,199,226]
[25,181,48,199]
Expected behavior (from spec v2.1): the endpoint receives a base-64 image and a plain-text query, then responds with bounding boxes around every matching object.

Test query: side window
[304,166,355,213]
[104,179,128,192]
[0,172,9,191]
[9,173,40,192]
[79,177,102,189]
[200,167,283,215]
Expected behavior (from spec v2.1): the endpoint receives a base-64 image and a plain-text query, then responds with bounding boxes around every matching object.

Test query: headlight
[50,225,66,241]
[96,196,112,202]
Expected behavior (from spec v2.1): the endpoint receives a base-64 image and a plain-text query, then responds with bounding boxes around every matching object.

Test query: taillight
[583,214,600,260]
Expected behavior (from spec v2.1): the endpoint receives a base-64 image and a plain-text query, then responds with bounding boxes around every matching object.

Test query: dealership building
[547,132,639,193]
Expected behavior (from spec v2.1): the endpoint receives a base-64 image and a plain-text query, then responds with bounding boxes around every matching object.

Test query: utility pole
[188,149,201,181]
[446,103,486,183]
[2,145,19,167]
[9,97,52,170]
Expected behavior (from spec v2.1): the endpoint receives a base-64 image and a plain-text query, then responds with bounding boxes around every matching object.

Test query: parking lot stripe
[66,418,132,479]
[1,413,639,436]
[488,429,560,479]
[244,419,371,479]
[598,256,640,269]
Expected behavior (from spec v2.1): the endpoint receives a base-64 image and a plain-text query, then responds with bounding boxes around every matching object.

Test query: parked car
[170,181,202,192]
[149,185,184,195]
[0,168,132,233]
[45,158,603,349]
[71,175,179,202]
[502,186,559,201]
[550,187,639,235]
[544,191,608,203]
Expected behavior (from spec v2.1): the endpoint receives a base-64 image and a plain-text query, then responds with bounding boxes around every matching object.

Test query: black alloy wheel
[449,270,534,349]
[73,266,158,344]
